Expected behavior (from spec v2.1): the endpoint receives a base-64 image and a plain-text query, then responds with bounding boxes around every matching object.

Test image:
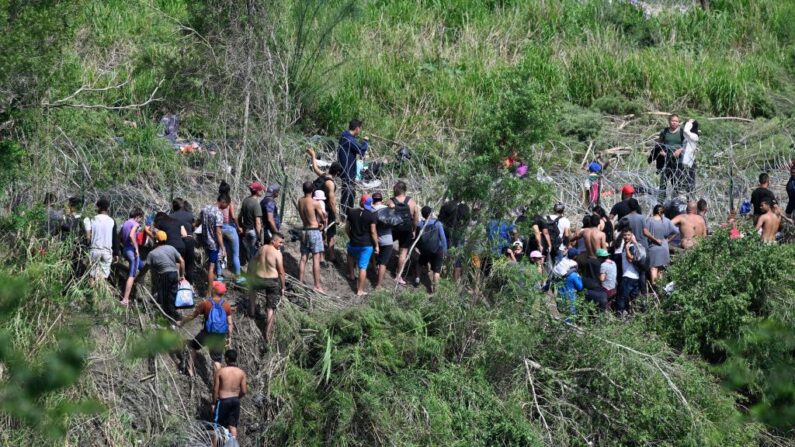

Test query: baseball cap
[596,248,609,257]
[313,190,326,201]
[567,247,580,259]
[211,280,227,295]
[156,230,168,242]
[530,250,543,259]
[621,184,635,195]
[360,194,374,212]
[554,202,565,213]
[511,240,523,249]
[371,192,383,202]
[588,161,602,173]
[249,181,265,192]
[267,183,281,195]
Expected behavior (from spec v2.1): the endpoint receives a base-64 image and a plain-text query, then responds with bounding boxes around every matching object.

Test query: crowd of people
[40,115,795,440]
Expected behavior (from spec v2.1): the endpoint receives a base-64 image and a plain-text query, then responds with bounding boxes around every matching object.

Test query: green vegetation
[2,0,795,445]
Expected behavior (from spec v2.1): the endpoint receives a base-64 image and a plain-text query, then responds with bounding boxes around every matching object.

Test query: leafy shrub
[557,103,603,141]
[592,94,643,116]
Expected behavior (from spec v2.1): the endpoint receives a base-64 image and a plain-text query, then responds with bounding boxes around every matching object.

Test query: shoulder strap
[554,215,563,224]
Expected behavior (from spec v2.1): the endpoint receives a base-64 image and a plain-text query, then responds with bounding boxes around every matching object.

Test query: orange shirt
[196,298,233,317]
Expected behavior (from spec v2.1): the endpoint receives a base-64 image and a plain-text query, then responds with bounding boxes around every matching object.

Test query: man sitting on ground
[212,349,247,444]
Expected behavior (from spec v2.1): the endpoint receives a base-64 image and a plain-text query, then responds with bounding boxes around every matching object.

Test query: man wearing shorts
[213,349,247,443]
[249,233,285,345]
[297,181,327,293]
[346,195,379,296]
[416,206,447,293]
[177,281,233,376]
[84,198,116,286]
[370,192,393,288]
[388,181,418,285]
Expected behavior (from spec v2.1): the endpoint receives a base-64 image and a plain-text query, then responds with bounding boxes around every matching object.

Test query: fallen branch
[43,79,164,110]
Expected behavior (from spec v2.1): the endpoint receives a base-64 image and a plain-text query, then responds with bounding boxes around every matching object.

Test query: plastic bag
[175,280,195,308]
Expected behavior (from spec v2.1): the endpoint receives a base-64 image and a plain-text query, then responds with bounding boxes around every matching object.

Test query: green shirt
[239,196,263,231]
[662,127,684,150]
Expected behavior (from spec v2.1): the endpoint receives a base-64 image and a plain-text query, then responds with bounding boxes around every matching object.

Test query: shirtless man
[212,349,247,443]
[580,214,607,257]
[308,147,343,263]
[249,233,286,344]
[297,181,327,292]
[755,199,781,243]
[671,201,707,249]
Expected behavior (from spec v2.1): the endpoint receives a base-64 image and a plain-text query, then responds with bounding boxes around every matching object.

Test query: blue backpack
[205,299,229,334]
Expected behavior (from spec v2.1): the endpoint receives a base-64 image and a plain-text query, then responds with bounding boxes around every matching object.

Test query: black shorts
[392,229,414,248]
[419,251,444,273]
[377,243,394,266]
[190,330,226,363]
[215,396,241,428]
[251,277,281,310]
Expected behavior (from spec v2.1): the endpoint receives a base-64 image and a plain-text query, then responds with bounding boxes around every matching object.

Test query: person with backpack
[170,198,197,283]
[415,206,448,293]
[617,228,642,317]
[178,280,233,376]
[260,184,282,244]
[212,349,247,445]
[370,192,394,289]
[655,114,686,202]
[199,195,228,294]
[388,181,418,285]
[346,195,379,296]
[120,208,145,306]
[308,146,344,265]
[438,196,470,281]
[138,231,186,320]
[545,202,571,262]
[239,182,264,269]
[338,119,369,218]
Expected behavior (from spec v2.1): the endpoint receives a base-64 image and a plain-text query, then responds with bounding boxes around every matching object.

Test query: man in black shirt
[750,173,776,224]
[437,197,470,280]
[170,198,196,282]
[345,195,379,296]
[609,184,635,222]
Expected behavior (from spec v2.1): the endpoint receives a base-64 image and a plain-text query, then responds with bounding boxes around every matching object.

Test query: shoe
[413,277,420,287]
[235,277,247,285]
[320,261,329,268]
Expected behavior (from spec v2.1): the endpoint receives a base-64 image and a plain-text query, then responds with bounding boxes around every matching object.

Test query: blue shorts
[207,249,219,264]
[347,244,374,269]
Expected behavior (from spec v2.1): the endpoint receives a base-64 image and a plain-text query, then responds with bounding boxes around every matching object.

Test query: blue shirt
[486,219,514,255]
[260,196,280,231]
[338,130,369,180]
[418,218,448,253]
[559,271,583,315]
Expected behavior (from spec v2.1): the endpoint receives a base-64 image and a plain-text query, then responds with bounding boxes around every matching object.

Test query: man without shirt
[755,199,781,243]
[249,233,286,345]
[297,181,327,292]
[671,201,707,249]
[578,214,607,257]
[212,349,247,443]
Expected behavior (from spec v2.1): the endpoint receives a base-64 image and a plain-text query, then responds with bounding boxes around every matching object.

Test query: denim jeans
[617,277,639,314]
[241,228,259,266]
[220,223,241,275]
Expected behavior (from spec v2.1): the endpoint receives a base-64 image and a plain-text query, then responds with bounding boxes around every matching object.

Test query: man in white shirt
[84,198,116,285]
[548,202,571,262]
[617,229,640,316]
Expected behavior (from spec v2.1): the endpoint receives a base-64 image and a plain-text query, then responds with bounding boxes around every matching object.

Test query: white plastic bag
[175,280,195,308]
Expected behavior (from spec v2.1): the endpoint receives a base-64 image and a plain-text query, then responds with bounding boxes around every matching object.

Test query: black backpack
[544,215,563,255]
[417,220,441,254]
[313,175,332,197]
[391,196,413,233]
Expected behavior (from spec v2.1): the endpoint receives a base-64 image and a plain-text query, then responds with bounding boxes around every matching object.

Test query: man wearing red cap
[178,280,233,376]
[609,184,635,222]
[239,181,265,268]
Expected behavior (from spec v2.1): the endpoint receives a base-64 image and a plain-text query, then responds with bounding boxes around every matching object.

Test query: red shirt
[196,298,233,317]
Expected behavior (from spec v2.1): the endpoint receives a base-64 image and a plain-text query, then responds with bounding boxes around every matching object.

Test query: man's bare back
[298,196,325,229]
[583,227,607,257]
[253,244,282,279]
[215,366,247,400]
[756,212,780,242]
[672,213,706,249]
